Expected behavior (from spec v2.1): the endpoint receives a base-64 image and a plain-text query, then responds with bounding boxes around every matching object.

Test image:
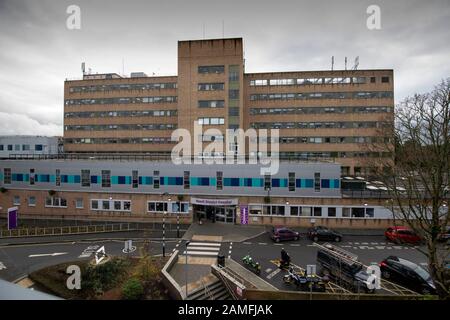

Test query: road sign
[7,207,18,230]
[123,240,136,253]
[0,262,6,270]
[94,246,106,265]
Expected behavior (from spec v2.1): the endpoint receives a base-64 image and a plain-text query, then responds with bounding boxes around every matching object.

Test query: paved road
[0,238,180,282]
[226,233,429,292]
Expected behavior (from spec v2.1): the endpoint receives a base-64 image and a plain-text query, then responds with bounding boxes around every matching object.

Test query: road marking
[362,242,369,245]
[359,246,374,250]
[29,252,68,258]
[386,247,392,249]
[290,244,300,247]
[354,242,360,245]
[0,262,6,270]
[370,242,378,245]
[186,246,220,251]
[266,268,281,280]
[393,246,403,250]
[188,242,221,247]
[258,242,267,245]
[274,243,283,246]
[183,251,219,256]
[341,245,352,248]
[243,242,252,245]
[375,246,385,250]
[307,244,315,247]
[348,242,353,244]
[265,268,272,273]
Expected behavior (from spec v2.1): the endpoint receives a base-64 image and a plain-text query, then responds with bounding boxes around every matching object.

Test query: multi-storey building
[64,37,394,175]
[0,136,61,159]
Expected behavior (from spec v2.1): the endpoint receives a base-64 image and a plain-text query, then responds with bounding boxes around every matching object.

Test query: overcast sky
[0,0,449,136]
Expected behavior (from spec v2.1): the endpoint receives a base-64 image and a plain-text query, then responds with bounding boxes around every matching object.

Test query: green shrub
[122,278,144,300]
[82,258,129,295]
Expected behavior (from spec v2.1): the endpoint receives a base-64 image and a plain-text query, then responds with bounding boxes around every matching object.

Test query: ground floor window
[147,201,189,213]
[13,195,20,206]
[45,196,67,208]
[91,199,131,212]
[28,196,36,206]
[75,198,83,209]
[328,207,336,217]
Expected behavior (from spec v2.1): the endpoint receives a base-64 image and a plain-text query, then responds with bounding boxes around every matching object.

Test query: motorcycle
[283,267,326,292]
[242,255,261,274]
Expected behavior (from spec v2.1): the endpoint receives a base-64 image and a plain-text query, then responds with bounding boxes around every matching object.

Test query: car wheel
[334,236,341,242]
[382,270,391,279]
[313,236,319,242]
[275,238,280,243]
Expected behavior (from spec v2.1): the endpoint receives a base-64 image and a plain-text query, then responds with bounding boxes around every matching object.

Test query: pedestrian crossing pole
[162,211,166,257]
[177,214,180,238]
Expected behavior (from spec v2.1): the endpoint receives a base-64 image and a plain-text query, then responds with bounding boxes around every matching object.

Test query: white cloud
[0,112,62,136]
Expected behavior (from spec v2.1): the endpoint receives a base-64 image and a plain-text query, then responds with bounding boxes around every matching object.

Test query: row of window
[249,106,392,115]
[0,144,45,152]
[13,195,70,208]
[64,124,177,131]
[248,204,375,218]
[64,110,177,119]
[198,65,225,74]
[2,168,338,191]
[68,82,177,93]
[65,137,175,144]
[197,117,225,125]
[275,151,391,159]
[198,83,225,91]
[249,76,389,86]
[65,96,177,106]
[198,100,225,108]
[265,136,390,144]
[249,91,393,101]
[251,121,387,129]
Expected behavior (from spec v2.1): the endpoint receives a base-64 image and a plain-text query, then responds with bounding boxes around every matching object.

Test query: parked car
[270,227,300,242]
[379,256,436,295]
[308,226,342,242]
[317,244,374,293]
[384,226,422,244]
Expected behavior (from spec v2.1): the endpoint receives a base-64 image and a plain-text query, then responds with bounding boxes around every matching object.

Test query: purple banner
[240,205,249,225]
[8,207,18,230]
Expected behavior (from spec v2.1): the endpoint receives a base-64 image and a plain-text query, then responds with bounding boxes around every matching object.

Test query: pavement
[182,221,266,242]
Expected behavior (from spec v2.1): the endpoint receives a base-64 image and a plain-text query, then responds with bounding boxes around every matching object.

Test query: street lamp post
[177,213,180,238]
[185,240,190,299]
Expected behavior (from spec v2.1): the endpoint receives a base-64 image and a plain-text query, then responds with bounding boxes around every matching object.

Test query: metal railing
[0,222,137,238]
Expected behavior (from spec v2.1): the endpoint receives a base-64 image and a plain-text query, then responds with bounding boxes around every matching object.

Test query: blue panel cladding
[321,179,330,188]
[39,174,50,183]
[61,175,68,183]
[305,179,313,188]
[50,175,55,183]
[272,179,280,187]
[111,176,119,185]
[117,176,126,184]
[91,176,98,184]
[74,175,81,184]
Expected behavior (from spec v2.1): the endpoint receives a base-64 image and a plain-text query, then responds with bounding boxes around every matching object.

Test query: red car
[384,226,422,244]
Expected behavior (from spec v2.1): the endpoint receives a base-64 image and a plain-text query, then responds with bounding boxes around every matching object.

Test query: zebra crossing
[183,241,222,257]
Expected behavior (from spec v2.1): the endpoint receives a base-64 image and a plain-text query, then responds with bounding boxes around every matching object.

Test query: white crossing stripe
[258,242,267,245]
[243,242,252,245]
[183,251,219,256]
[188,242,221,247]
[375,246,385,250]
[265,268,272,273]
[267,268,281,279]
[0,262,6,270]
[187,246,220,251]
[274,243,283,246]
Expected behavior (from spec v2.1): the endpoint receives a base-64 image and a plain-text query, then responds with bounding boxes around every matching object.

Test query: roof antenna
[202,22,205,39]
[222,20,224,38]
[331,56,334,71]
[345,57,347,70]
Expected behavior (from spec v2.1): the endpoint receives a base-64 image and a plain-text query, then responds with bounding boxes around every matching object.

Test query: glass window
[81,170,90,187]
[4,168,11,184]
[132,170,138,188]
[123,201,131,211]
[102,170,111,188]
[28,196,36,206]
[290,206,299,216]
[198,65,224,74]
[102,200,110,210]
[313,207,322,216]
[328,207,336,217]
[314,172,321,192]
[301,207,311,216]
[75,198,83,209]
[13,195,20,205]
[114,200,121,210]
[184,171,190,189]
[91,200,99,210]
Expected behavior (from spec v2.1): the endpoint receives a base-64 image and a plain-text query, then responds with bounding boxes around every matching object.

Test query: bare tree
[365,79,450,299]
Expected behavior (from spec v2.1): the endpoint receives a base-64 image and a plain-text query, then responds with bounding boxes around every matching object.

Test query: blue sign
[8,207,18,230]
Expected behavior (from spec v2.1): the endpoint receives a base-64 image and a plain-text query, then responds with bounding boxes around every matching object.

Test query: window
[35,144,43,151]
[264,174,271,190]
[81,170,90,187]
[216,171,223,190]
[102,200,110,210]
[45,197,67,208]
[198,100,225,108]
[229,89,239,99]
[366,208,375,218]
[147,201,168,213]
[123,201,131,211]
[184,171,190,189]
[290,206,299,216]
[198,83,224,91]
[114,200,121,210]
[288,172,295,192]
[314,172,320,192]
[132,170,138,188]
[55,169,61,186]
[28,196,36,206]
[153,171,160,189]
[4,168,11,184]
[381,76,390,83]
[75,198,83,209]
[352,207,365,218]
[370,77,376,83]
[29,169,35,185]
[0,145,3,151]
[91,200,99,210]
[328,207,336,217]
[7,145,13,151]
[13,195,20,205]
[101,170,111,188]
[198,65,224,74]
[313,207,322,217]
[14,144,20,151]
[22,144,30,151]
[301,207,312,216]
